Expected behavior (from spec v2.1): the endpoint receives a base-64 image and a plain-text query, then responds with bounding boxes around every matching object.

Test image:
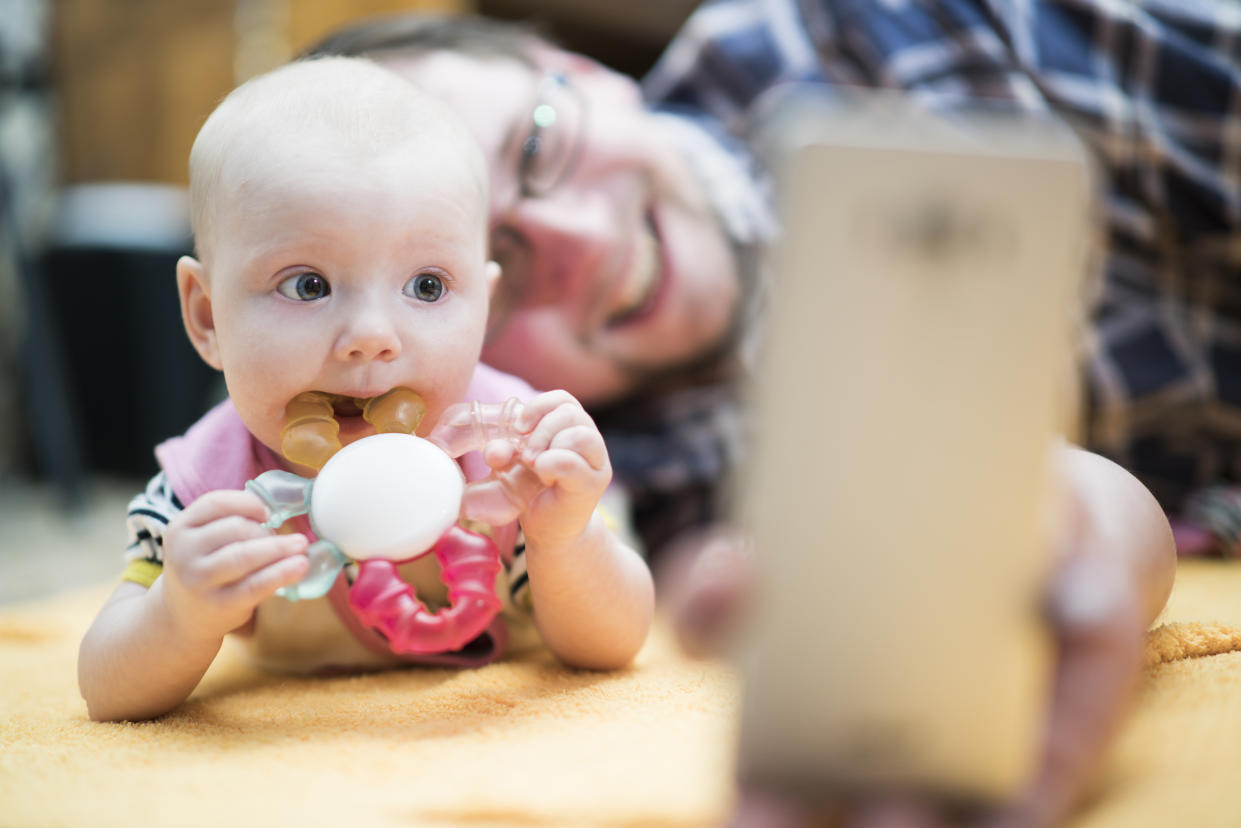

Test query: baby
[78,57,655,722]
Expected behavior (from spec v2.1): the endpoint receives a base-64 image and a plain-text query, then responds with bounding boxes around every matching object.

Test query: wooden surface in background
[478,0,697,76]
[51,0,684,186]
[287,0,465,54]
[53,0,235,186]
[52,0,468,186]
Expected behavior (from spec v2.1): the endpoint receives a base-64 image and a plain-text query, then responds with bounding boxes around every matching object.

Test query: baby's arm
[78,490,309,721]
[509,391,655,670]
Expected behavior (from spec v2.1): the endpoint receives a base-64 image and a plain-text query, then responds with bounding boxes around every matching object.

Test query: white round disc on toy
[309,433,464,562]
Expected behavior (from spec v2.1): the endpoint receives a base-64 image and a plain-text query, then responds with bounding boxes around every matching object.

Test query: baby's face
[190,140,494,472]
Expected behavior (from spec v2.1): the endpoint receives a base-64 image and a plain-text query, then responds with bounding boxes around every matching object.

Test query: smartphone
[733,94,1092,801]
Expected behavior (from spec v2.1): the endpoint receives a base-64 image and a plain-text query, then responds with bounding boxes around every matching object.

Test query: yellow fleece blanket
[1,560,1238,827]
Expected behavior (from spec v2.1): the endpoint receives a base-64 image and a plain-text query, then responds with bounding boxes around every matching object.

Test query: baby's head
[177,57,500,471]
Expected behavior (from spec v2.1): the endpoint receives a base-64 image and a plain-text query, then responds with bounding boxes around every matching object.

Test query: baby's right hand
[160,490,309,640]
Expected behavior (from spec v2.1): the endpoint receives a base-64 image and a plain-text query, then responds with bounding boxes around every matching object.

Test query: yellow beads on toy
[362,387,426,435]
[281,391,340,471]
[280,387,427,471]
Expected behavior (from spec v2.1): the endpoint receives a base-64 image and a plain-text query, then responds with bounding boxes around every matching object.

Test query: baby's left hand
[505,390,611,549]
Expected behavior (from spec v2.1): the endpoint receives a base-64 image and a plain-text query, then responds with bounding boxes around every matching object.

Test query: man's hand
[663,446,1175,828]
[160,489,310,642]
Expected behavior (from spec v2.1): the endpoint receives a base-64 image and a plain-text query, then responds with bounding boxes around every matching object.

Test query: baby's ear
[176,256,222,371]
[485,260,502,298]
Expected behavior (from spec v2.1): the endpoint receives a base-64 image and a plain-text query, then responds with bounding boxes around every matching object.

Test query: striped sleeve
[121,472,183,586]
[504,487,640,614]
[506,532,532,612]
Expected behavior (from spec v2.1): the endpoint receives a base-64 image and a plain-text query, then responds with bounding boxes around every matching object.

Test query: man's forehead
[384,51,539,99]
[381,53,539,139]
[379,52,541,209]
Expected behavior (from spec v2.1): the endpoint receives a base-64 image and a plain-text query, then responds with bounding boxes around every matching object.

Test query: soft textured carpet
[1,561,1238,827]
[1076,559,1241,828]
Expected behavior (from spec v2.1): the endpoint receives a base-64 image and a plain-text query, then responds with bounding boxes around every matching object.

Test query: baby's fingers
[219,548,312,606]
[521,401,595,461]
[515,390,578,432]
[532,447,611,494]
[483,438,518,470]
[203,533,309,587]
[185,514,274,558]
[548,425,609,471]
[166,513,274,586]
[178,489,271,527]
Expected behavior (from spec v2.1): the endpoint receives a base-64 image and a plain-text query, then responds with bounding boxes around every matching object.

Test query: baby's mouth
[281,388,427,471]
[332,397,366,419]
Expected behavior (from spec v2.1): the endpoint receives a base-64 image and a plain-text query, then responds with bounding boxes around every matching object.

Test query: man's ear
[485,260,502,298]
[176,255,223,370]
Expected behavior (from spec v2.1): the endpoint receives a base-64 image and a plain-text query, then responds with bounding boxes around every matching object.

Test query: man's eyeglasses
[487,71,587,337]
[513,71,586,199]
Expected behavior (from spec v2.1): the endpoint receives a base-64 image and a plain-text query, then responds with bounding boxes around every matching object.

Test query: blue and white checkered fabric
[645,0,1241,517]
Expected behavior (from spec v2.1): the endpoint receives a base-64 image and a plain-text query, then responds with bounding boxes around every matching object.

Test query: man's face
[380,49,741,406]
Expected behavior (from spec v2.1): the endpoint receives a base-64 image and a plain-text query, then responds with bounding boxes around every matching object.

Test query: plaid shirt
[644,0,1241,547]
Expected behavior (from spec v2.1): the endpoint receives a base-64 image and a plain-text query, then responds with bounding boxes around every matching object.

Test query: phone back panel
[735,99,1092,799]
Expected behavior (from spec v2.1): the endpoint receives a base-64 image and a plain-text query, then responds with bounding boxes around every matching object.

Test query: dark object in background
[477,0,698,77]
[39,184,219,479]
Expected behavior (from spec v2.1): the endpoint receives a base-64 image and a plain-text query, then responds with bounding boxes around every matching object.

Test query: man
[308,15,772,553]
[307,6,1188,824]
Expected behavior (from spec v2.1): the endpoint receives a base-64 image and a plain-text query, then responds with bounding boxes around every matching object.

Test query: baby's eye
[404,273,445,303]
[277,272,331,301]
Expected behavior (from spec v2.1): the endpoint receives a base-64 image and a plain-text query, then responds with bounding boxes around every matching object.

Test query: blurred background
[0,0,697,603]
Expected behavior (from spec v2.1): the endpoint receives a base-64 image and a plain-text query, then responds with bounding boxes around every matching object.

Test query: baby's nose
[336,306,401,362]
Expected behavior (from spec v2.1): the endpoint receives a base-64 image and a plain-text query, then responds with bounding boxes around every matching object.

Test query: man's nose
[334,297,402,362]
[502,189,621,305]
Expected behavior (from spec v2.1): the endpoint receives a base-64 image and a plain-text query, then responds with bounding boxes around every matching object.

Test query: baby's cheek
[221,370,300,454]
[420,361,483,423]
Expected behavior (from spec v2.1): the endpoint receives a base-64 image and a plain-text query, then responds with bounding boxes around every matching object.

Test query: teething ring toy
[245,391,541,655]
